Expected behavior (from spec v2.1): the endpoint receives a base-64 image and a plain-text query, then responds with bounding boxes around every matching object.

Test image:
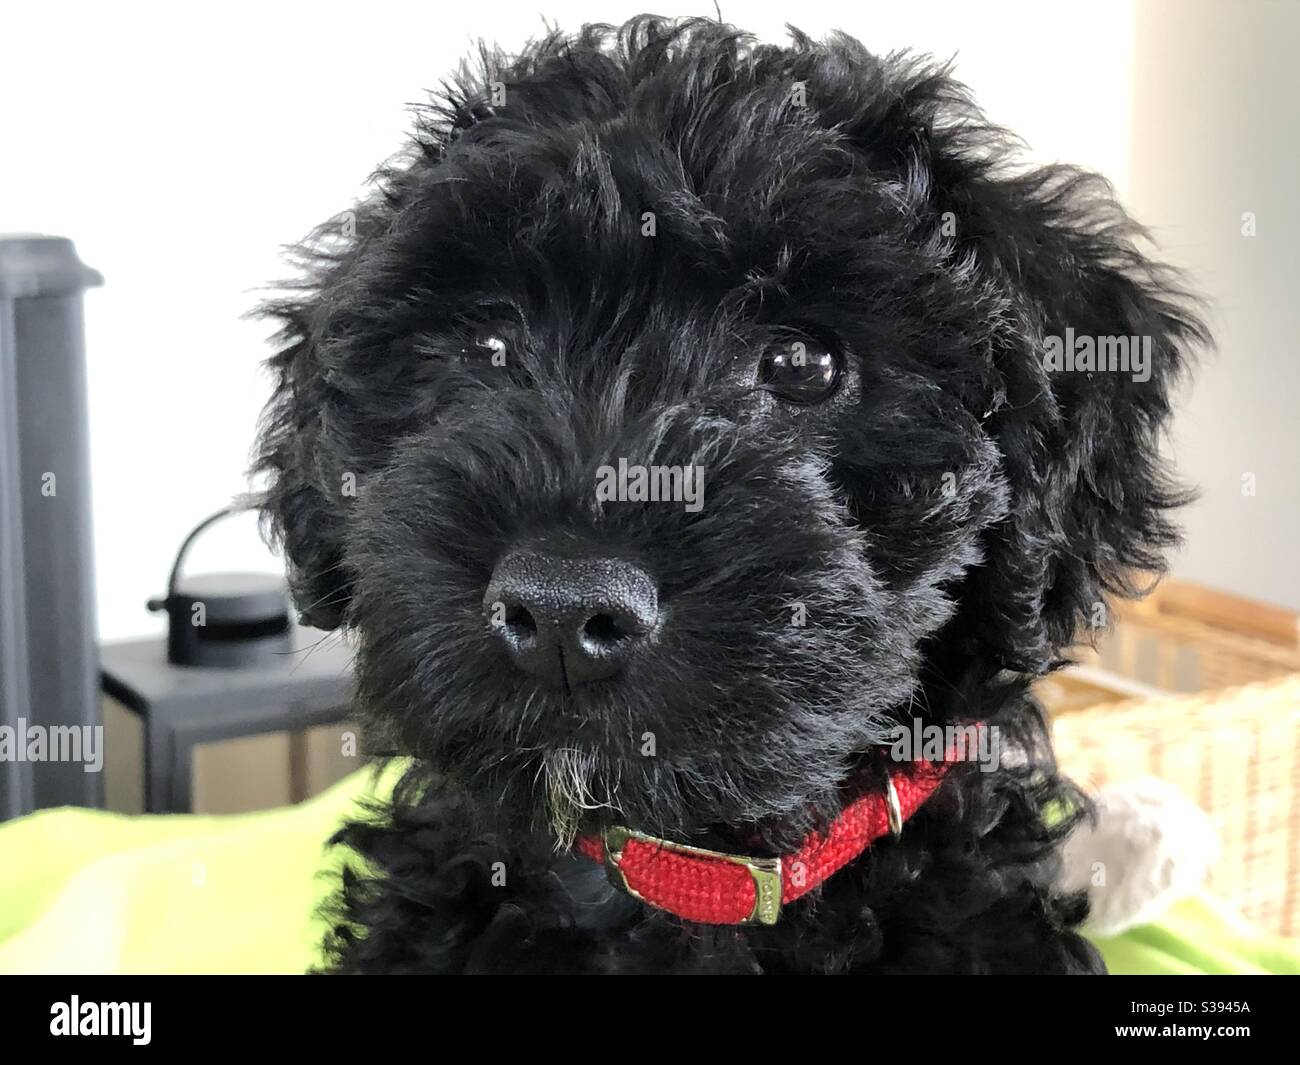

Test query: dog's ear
[782,44,1207,669]
[254,232,358,631]
[252,63,502,630]
[934,155,1208,671]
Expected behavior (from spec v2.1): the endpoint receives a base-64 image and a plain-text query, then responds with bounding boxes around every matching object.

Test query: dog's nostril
[582,612,629,647]
[503,603,537,637]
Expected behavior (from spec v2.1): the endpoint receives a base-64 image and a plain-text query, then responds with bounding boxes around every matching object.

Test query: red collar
[576,754,952,926]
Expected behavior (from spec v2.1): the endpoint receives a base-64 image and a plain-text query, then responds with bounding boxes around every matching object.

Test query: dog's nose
[484,552,659,686]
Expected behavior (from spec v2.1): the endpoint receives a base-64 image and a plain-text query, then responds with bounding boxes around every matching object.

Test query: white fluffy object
[1060,776,1220,937]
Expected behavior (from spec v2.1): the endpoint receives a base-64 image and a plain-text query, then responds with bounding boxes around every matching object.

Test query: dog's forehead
[416,94,922,308]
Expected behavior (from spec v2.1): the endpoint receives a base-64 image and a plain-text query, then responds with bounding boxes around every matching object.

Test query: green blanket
[1,765,1295,974]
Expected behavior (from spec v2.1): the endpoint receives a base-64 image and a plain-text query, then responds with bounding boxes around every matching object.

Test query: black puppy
[255,16,1204,973]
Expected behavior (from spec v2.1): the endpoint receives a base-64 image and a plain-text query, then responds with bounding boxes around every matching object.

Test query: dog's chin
[538,745,618,849]
[424,735,859,857]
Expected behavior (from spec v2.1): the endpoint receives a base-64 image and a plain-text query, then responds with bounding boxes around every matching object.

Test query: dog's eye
[463,328,510,362]
[758,339,842,404]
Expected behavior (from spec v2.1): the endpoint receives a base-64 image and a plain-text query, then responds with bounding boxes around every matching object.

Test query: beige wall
[1127,0,1300,611]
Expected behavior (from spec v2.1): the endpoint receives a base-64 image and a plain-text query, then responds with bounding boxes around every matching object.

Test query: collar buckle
[883,773,904,838]
[602,825,784,926]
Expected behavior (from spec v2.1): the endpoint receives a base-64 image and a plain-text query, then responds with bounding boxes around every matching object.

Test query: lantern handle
[146,505,247,611]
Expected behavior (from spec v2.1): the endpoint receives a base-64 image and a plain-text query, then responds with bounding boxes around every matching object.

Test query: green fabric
[1,765,1295,974]
[1093,893,1300,975]
[0,764,401,975]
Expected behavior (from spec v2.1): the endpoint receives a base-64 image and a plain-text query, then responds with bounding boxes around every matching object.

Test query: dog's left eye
[758,339,842,404]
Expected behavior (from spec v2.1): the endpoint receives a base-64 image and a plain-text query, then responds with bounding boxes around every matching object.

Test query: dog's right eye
[758,339,843,404]
[461,328,510,363]
[474,332,508,360]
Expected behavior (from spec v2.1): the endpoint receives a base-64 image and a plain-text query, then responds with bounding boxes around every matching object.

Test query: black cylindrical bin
[0,235,104,819]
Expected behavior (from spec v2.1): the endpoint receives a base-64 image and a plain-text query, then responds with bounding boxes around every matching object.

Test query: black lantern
[147,508,292,667]
[99,507,355,813]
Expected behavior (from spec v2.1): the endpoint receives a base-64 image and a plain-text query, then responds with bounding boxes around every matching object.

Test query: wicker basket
[1037,579,1300,937]
[1052,675,1300,937]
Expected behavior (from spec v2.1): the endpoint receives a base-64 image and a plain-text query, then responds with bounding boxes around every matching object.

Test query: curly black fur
[254,16,1206,974]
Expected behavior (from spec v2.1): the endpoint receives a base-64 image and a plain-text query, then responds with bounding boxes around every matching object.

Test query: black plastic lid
[170,572,290,625]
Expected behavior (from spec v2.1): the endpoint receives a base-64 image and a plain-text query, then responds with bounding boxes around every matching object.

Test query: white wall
[3,0,1140,640]
[1127,0,1300,611]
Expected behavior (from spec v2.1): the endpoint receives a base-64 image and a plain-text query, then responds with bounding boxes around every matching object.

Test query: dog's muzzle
[485,550,659,687]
